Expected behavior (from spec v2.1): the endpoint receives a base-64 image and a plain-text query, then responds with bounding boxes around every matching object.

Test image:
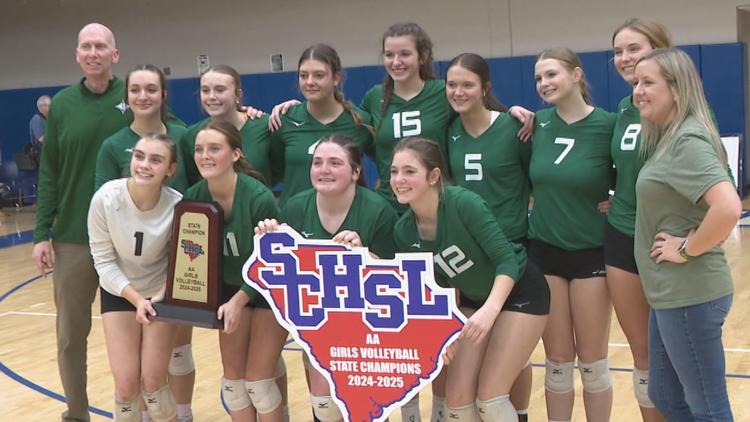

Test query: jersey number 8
[620,124,641,151]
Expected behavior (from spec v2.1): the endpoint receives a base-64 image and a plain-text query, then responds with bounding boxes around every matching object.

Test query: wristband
[678,239,693,261]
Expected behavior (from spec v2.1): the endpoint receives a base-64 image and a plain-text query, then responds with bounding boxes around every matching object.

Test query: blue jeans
[648,294,733,421]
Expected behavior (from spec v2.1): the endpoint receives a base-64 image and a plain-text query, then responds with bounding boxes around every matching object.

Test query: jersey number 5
[392,111,421,138]
[553,137,575,165]
[434,245,474,278]
[464,154,483,181]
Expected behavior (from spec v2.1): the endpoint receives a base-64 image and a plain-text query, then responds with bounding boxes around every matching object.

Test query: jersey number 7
[553,137,575,165]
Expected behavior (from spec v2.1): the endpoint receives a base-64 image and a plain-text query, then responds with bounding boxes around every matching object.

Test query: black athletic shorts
[459,260,550,316]
[100,287,136,313]
[603,221,639,274]
[221,284,271,309]
[527,239,606,280]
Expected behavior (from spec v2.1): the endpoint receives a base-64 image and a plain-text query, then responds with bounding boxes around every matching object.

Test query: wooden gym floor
[1,202,749,421]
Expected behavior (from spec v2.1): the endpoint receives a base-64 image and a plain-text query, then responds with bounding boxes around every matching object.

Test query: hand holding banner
[242,226,465,422]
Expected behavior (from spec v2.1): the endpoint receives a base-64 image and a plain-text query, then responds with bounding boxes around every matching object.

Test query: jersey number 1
[392,111,421,138]
[134,232,144,256]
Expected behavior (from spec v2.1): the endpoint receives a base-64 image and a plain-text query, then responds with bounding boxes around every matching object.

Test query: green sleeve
[95,140,121,192]
[460,193,520,282]
[240,188,281,298]
[519,137,532,183]
[360,88,374,114]
[179,130,199,186]
[269,129,285,185]
[369,205,399,259]
[280,195,302,229]
[665,135,731,204]
[34,104,61,242]
[254,187,282,221]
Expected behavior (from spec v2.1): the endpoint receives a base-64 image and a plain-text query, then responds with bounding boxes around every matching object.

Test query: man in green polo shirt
[31,23,127,422]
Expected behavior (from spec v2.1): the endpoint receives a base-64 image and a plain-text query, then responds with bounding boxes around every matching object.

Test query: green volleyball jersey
[271,103,373,207]
[35,77,131,243]
[528,107,616,250]
[282,186,398,259]
[447,111,530,241]
[185,173,280,298]
[608,95,643,237]
[360,80,454,204]
[95,123,190,193]
[393,186,522,302]
[180,117,275,187]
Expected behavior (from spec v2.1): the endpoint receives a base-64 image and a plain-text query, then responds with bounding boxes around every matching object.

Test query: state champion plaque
[154,200,224,329]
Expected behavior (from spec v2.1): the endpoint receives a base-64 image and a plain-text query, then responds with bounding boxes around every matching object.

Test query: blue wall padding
[344,65,386,106]
[166,77,203,125]
[487,56,525,109]
[701,43,744,134]
[0,42,746,192]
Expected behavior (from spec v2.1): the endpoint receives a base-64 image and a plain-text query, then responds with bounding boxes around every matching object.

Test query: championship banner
[242,226,466,422]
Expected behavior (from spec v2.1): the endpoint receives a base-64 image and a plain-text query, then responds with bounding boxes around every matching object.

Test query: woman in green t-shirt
[633,47,741,422]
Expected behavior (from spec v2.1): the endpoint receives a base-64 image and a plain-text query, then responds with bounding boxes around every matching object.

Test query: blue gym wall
[0,42,745,193]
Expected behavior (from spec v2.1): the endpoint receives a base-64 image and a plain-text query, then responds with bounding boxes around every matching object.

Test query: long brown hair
[298,44,371,132]
[446,53,508,112]
[380,22,436,118]
[392,137,448,189]
[124,64,168,123]
[197,120,266,183]
[201,64,244,112]
[313,134,367,187]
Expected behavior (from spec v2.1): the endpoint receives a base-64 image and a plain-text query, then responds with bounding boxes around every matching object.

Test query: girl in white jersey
[88,134,182,422]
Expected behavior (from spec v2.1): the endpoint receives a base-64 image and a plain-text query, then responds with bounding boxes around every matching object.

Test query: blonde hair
[537,47,593,105]
[612,18,672,49]
[637,48,726,166]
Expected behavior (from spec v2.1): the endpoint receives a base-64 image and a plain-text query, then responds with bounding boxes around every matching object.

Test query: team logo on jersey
[290,119,306,127]
[301,231,314,238]
[450,135,461,142]
[115,100,129,115]
[243,226,465,422]
[180,239,205,261]
[539,121,551,128]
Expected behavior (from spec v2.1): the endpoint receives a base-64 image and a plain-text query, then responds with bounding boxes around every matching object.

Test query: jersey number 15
[392,111,421,138]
